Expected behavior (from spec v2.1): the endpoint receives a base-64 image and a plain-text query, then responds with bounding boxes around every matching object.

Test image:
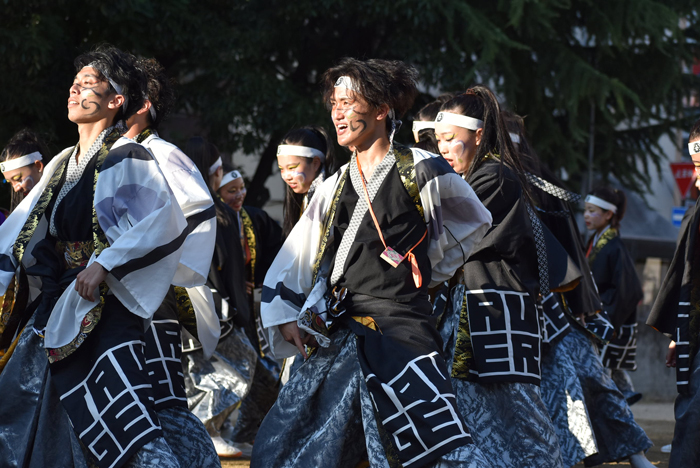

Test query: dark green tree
[1,0,698,209]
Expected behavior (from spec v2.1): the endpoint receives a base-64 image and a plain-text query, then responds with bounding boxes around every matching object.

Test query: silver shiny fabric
[565,328,652,466]
[183,326,257,435]
[250,328,493,468]
[0,318,89,468]
[541,334,598,466]
[158,406,221,467]
[451,379,564,468]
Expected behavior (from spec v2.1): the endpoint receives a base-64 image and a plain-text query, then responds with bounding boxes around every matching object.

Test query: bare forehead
[331,86,361,102]
[74,66,103,81]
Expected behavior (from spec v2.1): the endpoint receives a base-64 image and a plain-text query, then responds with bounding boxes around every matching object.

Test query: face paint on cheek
[291,171,306,184]
[20,175,35,193]
[449,140,466,162]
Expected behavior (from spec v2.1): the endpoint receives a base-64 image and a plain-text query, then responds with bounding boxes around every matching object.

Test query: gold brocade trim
[351,316,380,332]
[451,291,475,379]
[0,276,16,335]
[299,308,330,339]
[312,170,349,284]
[587,227,618,266]
[240,208,257,281]
[134,127,156,144]
[0,326,23,375]
[174,286,198,340]
[55,241,94,269]
[13,154,70,264]
[394,144,424,221]
[46,283,107,363]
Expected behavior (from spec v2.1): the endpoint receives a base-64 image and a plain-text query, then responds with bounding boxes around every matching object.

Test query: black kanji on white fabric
[541,292,570,344]
[466,289,542,383]
[366,351,472,467]
[59,340,161,468]
[144,319,187,409]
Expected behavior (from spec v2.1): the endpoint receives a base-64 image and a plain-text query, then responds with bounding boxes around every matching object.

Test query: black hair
[74,45,146,123]
[322,58,419,132]
[413,93,455,154]
[136,57,175,130]
[440,86,529,194]
[184,136,231,227]
[278,126,334,238]
[588,186,627,229]
[1,128,51,212]
[690,118,700,143]
[500,110,542,176]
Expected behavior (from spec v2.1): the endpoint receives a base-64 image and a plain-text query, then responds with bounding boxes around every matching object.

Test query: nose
[332,106,344,121]
[438,141,449,155]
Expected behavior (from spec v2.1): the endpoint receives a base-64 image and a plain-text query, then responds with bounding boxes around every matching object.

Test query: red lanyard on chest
[356,157,427,288]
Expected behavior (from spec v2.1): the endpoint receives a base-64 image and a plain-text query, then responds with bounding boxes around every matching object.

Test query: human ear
[108,94,126,112]
[475,128,483,146]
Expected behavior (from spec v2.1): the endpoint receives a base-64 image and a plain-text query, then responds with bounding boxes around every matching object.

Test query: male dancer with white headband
[123,57,222,463]
[255,58,492,467]
[648,119,700,466]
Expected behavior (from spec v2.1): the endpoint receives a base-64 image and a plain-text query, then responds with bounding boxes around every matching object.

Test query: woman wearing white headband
[215,159,284,452]
[1,129,49,211]
[412,92,455,153]
[435,86,574,468]
[277,126,334,238]
[504,112,653,468]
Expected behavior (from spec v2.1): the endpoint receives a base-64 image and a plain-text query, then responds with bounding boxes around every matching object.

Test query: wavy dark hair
[413,93,456,153]
[137,57,176,130]
[588,186,627,230]
[184,136,231,227]
[1,129,51,212]
[322,58,418,132]
[690,118,700,143]
[74,45,145,123]
[440,86,529,195]
[278,126,334,238]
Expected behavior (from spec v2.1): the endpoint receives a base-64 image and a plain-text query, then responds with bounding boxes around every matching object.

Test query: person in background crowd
[1,129,52,212]
[277,126,334,238]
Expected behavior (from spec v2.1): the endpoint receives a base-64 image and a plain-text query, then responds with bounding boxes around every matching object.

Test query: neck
[124,117,150,139]
[355,133,391,176]
[76,118,113,162]
[595,224,611,237]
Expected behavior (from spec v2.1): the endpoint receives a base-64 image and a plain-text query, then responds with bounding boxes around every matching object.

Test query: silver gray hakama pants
[541,334,598,466]
[250,328,493,468]
[0,316,218,468]
[183,326,258,437]
[565,328,652,466]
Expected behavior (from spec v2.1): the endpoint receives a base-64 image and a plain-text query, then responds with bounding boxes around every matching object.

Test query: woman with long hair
[277,126,334,238]
[434,86,578,467]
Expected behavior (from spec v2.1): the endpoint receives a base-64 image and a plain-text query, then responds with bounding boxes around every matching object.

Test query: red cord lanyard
[356,157,427,288]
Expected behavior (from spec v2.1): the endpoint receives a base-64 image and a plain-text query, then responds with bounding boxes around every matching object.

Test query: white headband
[435,112,484,131]
[220,170,242,188]
[208,156,222,175]
[585,195,617,214]
[0,151,43,173]
[412,121,435,133]
[689,140,700,156]
[509,132,521,144]
[277,145,325,161]
[334,76,356,91]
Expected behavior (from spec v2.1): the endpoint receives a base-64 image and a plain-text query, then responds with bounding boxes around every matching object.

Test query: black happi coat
[240,205,283,286]
[455,158,579,385]
[648,198,700,392]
